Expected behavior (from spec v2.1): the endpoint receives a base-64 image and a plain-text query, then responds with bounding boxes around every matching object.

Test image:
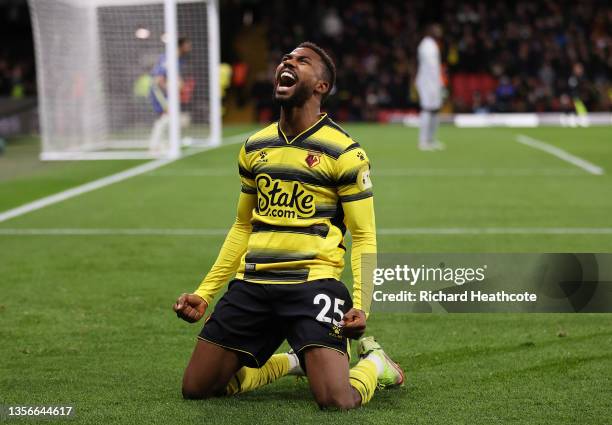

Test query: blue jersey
[149,53,184,114]
[151,53,168,79]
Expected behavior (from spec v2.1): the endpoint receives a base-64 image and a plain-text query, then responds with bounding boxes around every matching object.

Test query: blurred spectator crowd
[0,2,35,99]
[2,0,611,120]
[0,55,35,98]
[245,0,612,120]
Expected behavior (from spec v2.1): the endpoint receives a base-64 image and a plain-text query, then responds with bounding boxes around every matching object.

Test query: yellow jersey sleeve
[336,146,373,202]
[238,143,256,195]
[336,145,376,314]
[194,145,255,304]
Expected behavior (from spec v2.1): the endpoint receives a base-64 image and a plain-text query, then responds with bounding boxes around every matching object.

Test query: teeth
[281,71,295,80]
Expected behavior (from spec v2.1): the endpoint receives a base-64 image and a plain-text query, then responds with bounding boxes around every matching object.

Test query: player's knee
[181,386,202,400]
[182,380,208,400]
[182,383,225,400]
[182,373,222,400]
[313,390,358,410]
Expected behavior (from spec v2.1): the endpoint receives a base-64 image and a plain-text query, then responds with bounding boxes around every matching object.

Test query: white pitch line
[146,168,583,177]
[0,228,228,236]
[377,227,612,235]
[0,159,173,223]
[515,134,604,175]
[2,227,612,236]
[374,168,582,177]
[0,132,250,224]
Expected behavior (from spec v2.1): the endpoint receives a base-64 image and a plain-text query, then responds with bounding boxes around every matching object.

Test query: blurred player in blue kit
[149,36,192,154]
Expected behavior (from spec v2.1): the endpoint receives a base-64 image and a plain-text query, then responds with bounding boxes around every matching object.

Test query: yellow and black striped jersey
[195,113,377,312]
[235,113,372,283]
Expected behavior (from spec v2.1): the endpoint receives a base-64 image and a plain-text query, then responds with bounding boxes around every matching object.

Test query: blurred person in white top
[416,23,444,151]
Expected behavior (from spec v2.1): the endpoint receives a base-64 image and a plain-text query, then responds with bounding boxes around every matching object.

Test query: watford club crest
[305,151,321,168]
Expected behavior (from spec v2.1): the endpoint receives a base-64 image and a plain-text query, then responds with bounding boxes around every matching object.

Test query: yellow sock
[349,358,378,405]
[225,353,290,396]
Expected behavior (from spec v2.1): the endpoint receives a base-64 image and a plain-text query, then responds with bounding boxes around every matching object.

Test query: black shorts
[199,278,352,369]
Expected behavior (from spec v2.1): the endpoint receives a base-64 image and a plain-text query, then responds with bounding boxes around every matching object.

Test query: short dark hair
[178,36,190,48]
[298,41,336,102]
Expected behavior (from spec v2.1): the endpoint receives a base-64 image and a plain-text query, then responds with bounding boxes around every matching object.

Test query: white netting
[28,0,218,160]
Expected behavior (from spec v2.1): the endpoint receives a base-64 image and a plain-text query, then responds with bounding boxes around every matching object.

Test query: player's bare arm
[154,75,167,91]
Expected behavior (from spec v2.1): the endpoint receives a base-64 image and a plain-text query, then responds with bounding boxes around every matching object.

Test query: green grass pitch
[1,124,611,424]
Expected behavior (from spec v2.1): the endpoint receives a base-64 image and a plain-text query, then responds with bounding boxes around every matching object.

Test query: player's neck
[279,103,323,138]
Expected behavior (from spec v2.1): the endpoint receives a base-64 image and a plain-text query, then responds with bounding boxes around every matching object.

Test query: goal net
[28,0,220,160]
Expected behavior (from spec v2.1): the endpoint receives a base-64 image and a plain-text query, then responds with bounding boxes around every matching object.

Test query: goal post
[28,0,221,161]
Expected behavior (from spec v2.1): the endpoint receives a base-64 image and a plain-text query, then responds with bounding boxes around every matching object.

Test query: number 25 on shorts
[314,293,344,325]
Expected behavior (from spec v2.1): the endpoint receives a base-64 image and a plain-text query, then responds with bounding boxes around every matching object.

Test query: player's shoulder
[313,115,361,157]
[243,122,279,152]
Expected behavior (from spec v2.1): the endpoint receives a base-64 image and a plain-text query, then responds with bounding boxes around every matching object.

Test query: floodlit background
[0,1,611,424]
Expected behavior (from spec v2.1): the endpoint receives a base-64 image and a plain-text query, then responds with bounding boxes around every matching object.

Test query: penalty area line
[515,134,604,175]
[2,227,612,236]
[0,132,250,224]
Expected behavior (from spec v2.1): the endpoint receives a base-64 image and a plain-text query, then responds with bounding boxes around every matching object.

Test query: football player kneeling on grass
[173,42,404,410]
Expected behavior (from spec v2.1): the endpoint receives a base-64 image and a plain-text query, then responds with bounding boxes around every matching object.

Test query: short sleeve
[238,143,256,195]
[336,144,373,202]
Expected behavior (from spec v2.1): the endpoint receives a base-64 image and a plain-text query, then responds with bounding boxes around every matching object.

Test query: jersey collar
[277,113,328,145]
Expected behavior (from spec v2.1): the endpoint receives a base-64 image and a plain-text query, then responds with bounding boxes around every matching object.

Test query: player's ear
[314,79,329,97]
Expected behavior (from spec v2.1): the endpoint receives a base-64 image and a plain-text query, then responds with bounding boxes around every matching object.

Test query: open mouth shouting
[275,68,298,95]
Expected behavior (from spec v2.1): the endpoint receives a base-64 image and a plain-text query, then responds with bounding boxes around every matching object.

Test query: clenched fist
[339,308,366,339]
[173,293,208,323]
